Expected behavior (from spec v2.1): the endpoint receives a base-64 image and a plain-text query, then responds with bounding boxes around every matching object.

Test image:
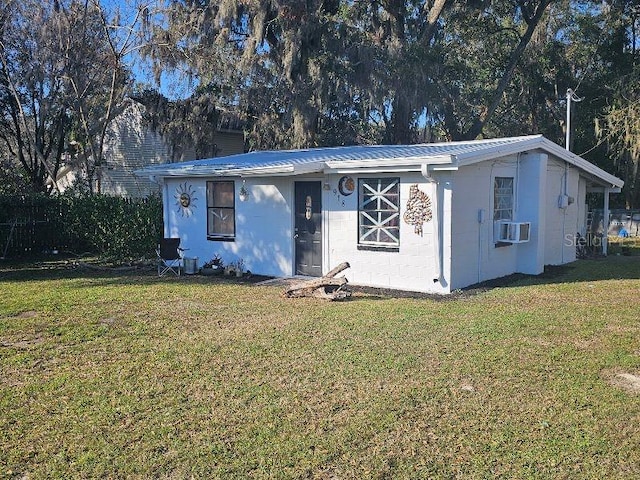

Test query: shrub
[0,193,163,260]
[61,193,163,259]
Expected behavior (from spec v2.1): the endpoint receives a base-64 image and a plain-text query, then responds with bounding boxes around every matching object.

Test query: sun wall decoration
[175,182,198,217]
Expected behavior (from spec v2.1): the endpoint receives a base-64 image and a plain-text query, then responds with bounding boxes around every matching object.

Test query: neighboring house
[136,135,623,294]
[51,100,245,197]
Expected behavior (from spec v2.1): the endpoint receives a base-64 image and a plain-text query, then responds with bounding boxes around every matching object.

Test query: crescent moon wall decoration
[338,176,355,196]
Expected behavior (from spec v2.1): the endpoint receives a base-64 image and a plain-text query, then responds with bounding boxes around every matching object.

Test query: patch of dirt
[573,338,604,351]
[606,324,640,334]
[254,277,300,288]
[604,370,640,393]
[99,317,119,326]
[197,272,274,285]
[1,336,45,349]
[234,273,274,284]
[348,274,530,301]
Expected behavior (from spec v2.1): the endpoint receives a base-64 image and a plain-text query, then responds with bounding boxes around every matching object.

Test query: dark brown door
[294,181,322,276]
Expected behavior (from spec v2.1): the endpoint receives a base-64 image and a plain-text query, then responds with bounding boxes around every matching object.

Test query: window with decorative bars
[493,177,514,221]
[206,181,235,240]
[358,178,400,247]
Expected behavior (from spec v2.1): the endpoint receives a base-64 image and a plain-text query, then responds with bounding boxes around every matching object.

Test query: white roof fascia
[229,161,324,177]
[537,137,624,188]
[232,165,297,177]
[145,164,296,178]
[324,154,453,174]
[428,165,459,171]
[137,160,325,179]
[291,162,326,175]
[323,166,419,174]
[453,135,623,189]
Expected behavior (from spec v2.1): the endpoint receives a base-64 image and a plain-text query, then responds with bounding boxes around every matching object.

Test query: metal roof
[136,134,623,188]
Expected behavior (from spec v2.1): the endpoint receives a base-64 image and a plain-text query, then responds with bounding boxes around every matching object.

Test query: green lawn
[1,257,639,479]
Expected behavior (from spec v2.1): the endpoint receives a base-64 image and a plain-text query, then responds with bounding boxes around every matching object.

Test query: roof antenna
[565,88,584,151]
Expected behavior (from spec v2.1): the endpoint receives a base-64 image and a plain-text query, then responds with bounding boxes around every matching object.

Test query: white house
[136,135,623,294]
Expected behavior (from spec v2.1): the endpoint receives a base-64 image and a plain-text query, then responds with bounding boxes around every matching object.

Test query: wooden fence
[0,197,68,258]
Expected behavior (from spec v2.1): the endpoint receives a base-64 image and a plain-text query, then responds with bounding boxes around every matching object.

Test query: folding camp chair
[156,238,185,276]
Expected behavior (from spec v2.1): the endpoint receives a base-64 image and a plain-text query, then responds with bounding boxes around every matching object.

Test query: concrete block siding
[324,172,446,293]
[164,177,293,277]
[449,151,582,290]
[166,173,449,293]
[543,157,579,266]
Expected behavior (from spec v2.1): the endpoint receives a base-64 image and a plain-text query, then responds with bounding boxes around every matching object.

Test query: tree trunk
[461,0,553,140]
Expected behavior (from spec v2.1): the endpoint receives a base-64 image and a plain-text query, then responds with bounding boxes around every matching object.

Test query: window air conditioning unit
[499,222,531,243]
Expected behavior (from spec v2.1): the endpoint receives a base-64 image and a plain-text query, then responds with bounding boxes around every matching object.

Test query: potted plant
[235,258,245,277]
[200,254,224,275]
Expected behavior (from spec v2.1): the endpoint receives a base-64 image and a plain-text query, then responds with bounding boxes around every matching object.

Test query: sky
[100,0,197,100]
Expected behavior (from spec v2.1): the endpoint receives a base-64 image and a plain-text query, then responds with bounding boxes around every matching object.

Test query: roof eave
[135,161,325,179]
[324,154,453,174]
[538,138,624,188]
[454,135,623,189]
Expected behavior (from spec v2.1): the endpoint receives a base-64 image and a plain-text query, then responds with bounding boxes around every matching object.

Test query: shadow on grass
[463,255,640,292]
[349,255,640,301]
[1,254,639,300]
[0,255,274,289]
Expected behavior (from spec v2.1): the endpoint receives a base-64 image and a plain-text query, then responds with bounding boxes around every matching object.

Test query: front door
[294,181,322,276]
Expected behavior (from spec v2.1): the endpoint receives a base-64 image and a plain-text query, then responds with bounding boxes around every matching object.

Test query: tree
[132,88,221,161]
[0,0,70,194]
[557,0,640,207]
[0,0,134,195]
[60,0,135,194]
[598,79,640,208]
[428,0,555,141]
[143,0,560,149]
[592,2,640,208]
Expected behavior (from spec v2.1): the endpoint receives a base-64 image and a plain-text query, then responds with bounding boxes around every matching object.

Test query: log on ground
[283,262,351,300]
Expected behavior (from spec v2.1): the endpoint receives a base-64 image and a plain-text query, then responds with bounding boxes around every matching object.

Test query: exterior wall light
[239,179,249,202]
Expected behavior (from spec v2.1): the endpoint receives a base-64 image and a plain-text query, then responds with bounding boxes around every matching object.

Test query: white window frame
[358,177,400,247]
[493,177,514,221]
[206,180,235,240]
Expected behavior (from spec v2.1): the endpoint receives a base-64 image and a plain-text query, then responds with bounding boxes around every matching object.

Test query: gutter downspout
[562,163,568,264]
[421,164,443,284]
[603,187,610,256]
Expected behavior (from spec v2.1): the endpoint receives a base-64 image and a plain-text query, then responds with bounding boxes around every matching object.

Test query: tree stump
[283,262,352,300]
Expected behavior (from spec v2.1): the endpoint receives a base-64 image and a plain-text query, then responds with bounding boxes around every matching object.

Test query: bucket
[183,257,198,275]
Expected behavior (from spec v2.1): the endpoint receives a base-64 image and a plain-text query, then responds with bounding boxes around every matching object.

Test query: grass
[1,256,639,479]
